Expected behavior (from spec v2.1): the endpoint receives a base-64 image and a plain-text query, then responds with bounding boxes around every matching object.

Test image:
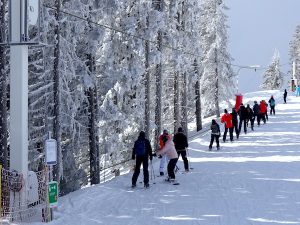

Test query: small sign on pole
[46,139,57,165]
[48,181,58,208]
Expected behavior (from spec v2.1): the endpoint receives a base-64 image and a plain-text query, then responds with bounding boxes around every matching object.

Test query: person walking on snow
[246,104,254,131]
[158,129,170,176]
[209,119,220,150]
[131,131,153,188]
[253,101,260,126]
[157,136,178,182]
[283,89,287,104]
[221,109,234,142]
[268,95,276,115]
[263,100,269,121]
[173,127,189,172]
[296,85,300,97]
[231,108,239,139]
[238,103,247,134]
[259,100,267,124]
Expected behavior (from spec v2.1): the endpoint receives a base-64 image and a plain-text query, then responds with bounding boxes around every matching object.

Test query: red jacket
[259,102,267,113]
[159,134,170,149]
[221,113,233,128]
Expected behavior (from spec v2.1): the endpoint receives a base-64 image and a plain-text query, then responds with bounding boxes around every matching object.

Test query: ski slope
[34,90,300,225]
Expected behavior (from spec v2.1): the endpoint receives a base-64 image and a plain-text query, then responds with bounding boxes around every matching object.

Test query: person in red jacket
[221,109,233,142]
[259,100,267,124]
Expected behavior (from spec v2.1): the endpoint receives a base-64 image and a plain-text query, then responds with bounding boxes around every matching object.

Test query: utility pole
[10,0,29,208]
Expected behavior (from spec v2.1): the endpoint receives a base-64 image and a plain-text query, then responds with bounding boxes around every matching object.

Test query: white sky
[226,0,300,93]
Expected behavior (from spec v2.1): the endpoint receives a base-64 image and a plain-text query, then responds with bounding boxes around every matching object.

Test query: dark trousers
[233,122,239,138]
[168,158,178,179]
[132,156,149,185]
[284,96,287,103]
[259,113,266,124]
[254,114,260,125]
[177,150,189,170]
[223,127,234,141]
[239,119,247,134]
[270,106,275,115]
[209,134,220,148]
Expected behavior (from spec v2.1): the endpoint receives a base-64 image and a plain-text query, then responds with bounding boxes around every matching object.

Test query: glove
[158,155,162,159]
[152,153,157,157]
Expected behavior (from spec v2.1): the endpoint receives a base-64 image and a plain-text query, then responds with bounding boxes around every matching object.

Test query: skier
[158,129,170,176]
[259,100,267,124]
[157,136,178,182]
[173,127,189,172]
[246,104,254,131]
[231,108,239,139]
[131,131,153,188]
[221,109,233,142]
[209,119,220,150]
[253,101,260,126]
[238,103,247,134]
[283,89,287,104]
[268,95,276,115]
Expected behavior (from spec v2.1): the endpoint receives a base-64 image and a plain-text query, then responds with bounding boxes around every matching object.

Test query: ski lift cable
[43,4,239,68]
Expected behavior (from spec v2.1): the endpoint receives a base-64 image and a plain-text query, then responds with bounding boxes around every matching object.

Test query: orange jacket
[259,102,267,113]
[221,113,233,128]
[159,134,170,149]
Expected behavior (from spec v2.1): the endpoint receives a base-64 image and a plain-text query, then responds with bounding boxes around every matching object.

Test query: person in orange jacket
[221,109,233,142]
[259,100,267,124]
[158,130,170,176]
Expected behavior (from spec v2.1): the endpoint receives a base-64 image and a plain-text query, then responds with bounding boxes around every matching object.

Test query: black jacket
[253,103,260,115]
[173,132,188,150]
[211,123,220,135]
[246,107,254,119]
[132,137,152,160]
[231,111,238,125]
[238,105,247,119]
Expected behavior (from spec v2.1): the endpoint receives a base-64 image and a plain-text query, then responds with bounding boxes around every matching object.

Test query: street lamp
[236,65,261,94]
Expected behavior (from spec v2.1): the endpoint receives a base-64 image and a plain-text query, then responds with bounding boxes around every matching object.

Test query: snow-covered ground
[34,90,300,225]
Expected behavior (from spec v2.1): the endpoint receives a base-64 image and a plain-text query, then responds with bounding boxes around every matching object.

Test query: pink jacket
[158,140,178,159]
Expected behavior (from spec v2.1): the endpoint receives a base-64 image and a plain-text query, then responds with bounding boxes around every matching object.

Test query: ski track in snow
[30,90,300,225]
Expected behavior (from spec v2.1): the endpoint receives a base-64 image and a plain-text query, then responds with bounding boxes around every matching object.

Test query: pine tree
[261,50,283,90]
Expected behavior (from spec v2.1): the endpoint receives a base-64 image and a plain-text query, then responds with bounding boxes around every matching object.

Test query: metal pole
[10,0,29,212]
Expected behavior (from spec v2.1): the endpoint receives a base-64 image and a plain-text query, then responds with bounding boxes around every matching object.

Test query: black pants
[209,134,220,148]
[168,158,178,179]
[132,156,149,185]
[223,127,233,141]
[233,122,239,138]
[239,119,247,134]
[177,150,189,170]
[284,96,287,103]
[270,106,275,115]
[259,113,266,124]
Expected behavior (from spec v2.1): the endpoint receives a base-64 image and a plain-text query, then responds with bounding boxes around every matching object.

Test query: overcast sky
[226,0,300,93]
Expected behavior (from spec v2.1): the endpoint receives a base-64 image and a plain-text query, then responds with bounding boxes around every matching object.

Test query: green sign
[48,181,58,207]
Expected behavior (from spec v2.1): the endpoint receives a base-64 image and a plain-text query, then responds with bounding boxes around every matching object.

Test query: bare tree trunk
[194,59,202,131]
[144,18,151,139]
[53,0,62,184]
[174,71,180,133]
[153,0,163,151]
[87,87,100,185]
[0,0,8,169]
[181,72,188,137]
[214,48,220,117]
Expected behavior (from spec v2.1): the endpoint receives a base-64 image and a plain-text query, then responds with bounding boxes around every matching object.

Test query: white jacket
[158,140,178,159]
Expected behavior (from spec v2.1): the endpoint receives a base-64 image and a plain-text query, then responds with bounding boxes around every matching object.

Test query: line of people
[209,95,276,150]
[131,127,189,188]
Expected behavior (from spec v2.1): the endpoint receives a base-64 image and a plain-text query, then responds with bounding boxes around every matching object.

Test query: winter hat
[163,129,168,135]
[139,131,145,139]
[178,127,183,132]
[224,109,228,114]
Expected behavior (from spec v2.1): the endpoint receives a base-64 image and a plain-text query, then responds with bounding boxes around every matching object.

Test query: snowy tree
[200,0,234,117]
[289,25,300,80]
[261,50,283,90]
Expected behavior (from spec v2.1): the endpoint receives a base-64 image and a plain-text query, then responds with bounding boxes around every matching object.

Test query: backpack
[270,99,275,107]
[134,139,146,156]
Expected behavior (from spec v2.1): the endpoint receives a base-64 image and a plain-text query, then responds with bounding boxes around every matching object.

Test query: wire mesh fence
[0,167,49,223]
